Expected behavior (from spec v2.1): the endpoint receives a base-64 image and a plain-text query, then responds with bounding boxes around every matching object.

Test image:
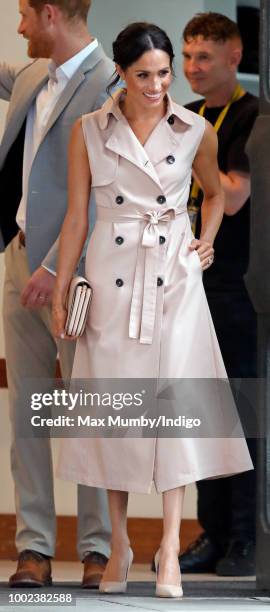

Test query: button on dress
[57,91,253,493]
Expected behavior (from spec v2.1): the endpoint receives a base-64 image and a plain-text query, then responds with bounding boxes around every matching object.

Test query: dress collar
[98,88,194,130]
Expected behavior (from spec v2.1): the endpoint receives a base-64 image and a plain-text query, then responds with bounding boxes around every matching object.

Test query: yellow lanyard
[188,83,246,232]
[199,83,245,129]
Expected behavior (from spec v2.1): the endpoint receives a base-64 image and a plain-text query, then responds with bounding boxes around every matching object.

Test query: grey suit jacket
[0,45,114,272]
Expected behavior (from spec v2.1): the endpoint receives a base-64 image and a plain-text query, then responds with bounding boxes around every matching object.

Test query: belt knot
[142,208,175,248]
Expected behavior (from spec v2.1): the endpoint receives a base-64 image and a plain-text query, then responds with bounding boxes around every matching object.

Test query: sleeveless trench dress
[57,91,253,493]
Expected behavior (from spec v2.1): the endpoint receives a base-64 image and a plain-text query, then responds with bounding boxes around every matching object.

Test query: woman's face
[117,49,172,109]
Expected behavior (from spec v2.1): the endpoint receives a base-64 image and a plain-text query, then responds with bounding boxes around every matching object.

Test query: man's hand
[21,267,56,309]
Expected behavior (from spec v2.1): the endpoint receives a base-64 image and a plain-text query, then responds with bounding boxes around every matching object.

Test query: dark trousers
[197,287,257,551]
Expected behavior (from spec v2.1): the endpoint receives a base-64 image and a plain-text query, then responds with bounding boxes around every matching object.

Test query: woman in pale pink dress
[52,22,253,599]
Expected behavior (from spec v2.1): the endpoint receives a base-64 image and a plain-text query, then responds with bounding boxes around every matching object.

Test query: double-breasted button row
[116,278,163,288]
[116,194,171,207]
[116,236,165,246]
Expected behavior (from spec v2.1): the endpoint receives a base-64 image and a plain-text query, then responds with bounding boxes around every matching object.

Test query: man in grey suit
[0,0,114,588]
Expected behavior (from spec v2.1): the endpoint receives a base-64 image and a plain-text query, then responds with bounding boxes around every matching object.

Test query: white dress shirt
[16,39,98,237]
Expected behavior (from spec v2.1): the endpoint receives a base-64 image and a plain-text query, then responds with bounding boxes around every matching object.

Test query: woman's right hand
[52,298,68,339]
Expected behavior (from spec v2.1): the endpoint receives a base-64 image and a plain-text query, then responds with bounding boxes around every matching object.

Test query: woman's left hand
[189,238,214,271]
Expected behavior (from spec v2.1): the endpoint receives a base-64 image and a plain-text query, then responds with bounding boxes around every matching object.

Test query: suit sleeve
[0,62,26,101]
[41,189,97,275]
[92,88,109,112]
[42,237,61,274]
[42,232,88,277]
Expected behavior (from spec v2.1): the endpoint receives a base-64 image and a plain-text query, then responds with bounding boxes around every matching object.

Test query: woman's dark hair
[107,22,175,94]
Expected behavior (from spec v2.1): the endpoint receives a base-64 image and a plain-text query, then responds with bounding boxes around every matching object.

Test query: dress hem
[56,463,253,494]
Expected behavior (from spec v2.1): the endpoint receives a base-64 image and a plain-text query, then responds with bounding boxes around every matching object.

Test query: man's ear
[230,46,243,71]
[41,3,60,26]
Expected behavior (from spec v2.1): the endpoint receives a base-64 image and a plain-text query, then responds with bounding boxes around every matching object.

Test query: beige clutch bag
[65,276,92,337]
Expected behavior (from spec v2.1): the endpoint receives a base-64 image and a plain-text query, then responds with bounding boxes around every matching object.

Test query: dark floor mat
[0,580,269,601]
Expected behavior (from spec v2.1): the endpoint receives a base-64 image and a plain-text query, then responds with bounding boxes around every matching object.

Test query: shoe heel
[99,547,133,594]
[154,548,183,599]
[154,549,160,573]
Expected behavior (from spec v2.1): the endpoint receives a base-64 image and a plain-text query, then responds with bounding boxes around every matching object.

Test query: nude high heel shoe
[99,547,133,593]
[154,549,183,598]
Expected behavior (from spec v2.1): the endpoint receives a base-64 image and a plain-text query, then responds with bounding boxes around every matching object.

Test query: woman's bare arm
[52,118,91,337]
[191,121,225,269]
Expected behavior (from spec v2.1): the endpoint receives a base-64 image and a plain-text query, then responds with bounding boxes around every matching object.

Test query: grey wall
[237,0,259,6]
[204,0,236,19]
[88,0,205,104]
[89,0,259,100]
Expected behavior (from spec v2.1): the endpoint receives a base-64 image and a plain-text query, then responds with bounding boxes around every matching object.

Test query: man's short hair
[29,0,91,22]
[183,12,242,44]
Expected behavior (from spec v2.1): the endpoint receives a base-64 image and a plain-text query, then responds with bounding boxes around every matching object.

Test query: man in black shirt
[180,13,258,576]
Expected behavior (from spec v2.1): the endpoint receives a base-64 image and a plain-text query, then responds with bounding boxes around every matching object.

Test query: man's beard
[27,37,53,59]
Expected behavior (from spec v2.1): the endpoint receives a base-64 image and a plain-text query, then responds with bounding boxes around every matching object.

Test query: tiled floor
[0,561,268,612]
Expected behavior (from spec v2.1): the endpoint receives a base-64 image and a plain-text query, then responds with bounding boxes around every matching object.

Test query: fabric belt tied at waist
[96,206,186,345]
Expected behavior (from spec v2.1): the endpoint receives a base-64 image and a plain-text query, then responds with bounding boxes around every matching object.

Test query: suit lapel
[40,45,107,143]
[40,71,85,141]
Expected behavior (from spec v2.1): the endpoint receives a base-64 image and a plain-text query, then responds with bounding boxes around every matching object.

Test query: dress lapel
[100,90,194,187]
[105,118,163,189]
[145,98,194,165]
[144,119,179,165]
